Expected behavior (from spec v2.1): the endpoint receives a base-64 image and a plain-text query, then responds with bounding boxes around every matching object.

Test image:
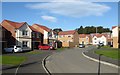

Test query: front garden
[95,46,120,60]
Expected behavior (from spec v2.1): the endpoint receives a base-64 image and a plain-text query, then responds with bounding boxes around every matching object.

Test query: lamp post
[98,54,103,75]
[96,26,97,34]
[56,32,58,49]
[118,26,120,48]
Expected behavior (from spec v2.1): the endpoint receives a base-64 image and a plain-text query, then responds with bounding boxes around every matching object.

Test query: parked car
[79,44,85,48]
[38,44,55,50]
[4,45,23,53]
[98,43,104,46]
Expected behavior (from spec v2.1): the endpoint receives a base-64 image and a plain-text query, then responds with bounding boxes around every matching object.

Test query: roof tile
[33,24,51,32]
[2,20,25,29]
[58,30,76,35]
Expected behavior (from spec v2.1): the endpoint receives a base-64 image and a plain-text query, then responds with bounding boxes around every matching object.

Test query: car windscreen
[16,46,21,48]
[10,46,14,48]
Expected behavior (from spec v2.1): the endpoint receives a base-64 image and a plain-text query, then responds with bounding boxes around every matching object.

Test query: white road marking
[42,55,51,75]
[15,61,24,75]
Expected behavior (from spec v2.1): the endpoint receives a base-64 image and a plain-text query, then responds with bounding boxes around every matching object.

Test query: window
[94,38,97,40]
[86,37,88,40]
[67,40,73,42]
[59,35,62,38]
[22,41,28,47]
[48,32,52,37]
[68,35,71,37]
[22,30,28,36]
[32,32,36,38]
[37,33,40,38]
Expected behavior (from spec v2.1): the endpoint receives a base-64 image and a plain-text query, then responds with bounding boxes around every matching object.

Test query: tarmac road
[46,46,118,73]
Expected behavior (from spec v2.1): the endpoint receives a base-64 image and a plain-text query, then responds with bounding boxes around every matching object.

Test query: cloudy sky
[2,1,118,30]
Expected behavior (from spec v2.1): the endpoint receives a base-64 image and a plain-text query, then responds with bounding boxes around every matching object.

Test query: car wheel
[48,48,51,50]
[39,48,41,50]
[12,50,15,53]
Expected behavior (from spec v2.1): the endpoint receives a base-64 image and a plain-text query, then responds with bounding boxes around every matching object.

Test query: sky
[1,1,118,31]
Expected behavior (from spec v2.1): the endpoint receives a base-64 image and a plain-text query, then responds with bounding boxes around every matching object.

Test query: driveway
[2,50,58,75]
[46,46,118,73]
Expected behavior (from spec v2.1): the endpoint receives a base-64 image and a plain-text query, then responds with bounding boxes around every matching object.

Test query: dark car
[79,44,85,48]
[38,44,54,50]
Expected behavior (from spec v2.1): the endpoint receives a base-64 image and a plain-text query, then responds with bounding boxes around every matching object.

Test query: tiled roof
[79,34,90,38]
[29,26,39,32]
[93,34,109,38]
[58,30,76,35]
[33,24,51,32]
[112,26,117,29]
[2,20,25,29]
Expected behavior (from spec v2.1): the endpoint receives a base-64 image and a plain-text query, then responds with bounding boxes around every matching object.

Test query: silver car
[79,44,85,48]
[4,45,23,53]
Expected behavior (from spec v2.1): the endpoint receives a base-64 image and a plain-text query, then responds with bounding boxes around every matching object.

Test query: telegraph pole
[96,26,97,34]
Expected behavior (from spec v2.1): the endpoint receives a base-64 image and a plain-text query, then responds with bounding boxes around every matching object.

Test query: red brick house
[29,26,43,49]
[58,30,79,47]
[32,24,58,46]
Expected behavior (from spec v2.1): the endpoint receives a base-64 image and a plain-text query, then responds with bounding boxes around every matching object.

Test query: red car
[38,44,54,50]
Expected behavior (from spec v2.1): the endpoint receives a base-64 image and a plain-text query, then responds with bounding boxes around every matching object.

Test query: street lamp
[96,26,97,34]
[98,54,103,75]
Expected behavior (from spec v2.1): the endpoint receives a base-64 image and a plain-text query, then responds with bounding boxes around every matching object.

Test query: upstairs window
[32,32,36,38]
[59,35,62,38]
[22,30,28,36]
[37,33,40,38]
[68,35,71,37]
[94,38,97,40]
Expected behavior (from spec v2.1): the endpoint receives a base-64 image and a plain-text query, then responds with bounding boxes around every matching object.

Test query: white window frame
[22,41,28,47]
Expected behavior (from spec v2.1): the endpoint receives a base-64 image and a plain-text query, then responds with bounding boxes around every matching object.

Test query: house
[1,20,32,50]
[0,25,1,49]
[29,26,43,49]
[118,26,120,48]
[0,25,13,53]
[32,24,58,46]
[58,30,79,47]
[102,32,113,46]
[79,34,92,45]
[112,26,119,48]
[92,33,112,46]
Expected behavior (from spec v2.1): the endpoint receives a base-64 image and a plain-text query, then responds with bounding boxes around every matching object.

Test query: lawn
[57,47,67,51]
[95,49,120,60]
[2,55,27,65]
[101,45,111,48]
[0,55,2,65]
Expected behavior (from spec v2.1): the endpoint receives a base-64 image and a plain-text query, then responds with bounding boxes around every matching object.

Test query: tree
[78,26,84,34]
[76,26,111,34]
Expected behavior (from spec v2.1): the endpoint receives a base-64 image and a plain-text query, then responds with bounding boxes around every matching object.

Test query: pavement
[2,50,58,75]
[83,47,119,66]
[45,46,118,73]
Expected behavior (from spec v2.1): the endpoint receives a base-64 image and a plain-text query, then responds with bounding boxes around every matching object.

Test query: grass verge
[2,55,26,66]
[95,49,120,60]
[0,55,2,65]
[101,45,111,48]
[57,47,67,51]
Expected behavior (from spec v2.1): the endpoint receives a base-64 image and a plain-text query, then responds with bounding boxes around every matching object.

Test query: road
[46,46,118,73]
[2,50,57,75]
